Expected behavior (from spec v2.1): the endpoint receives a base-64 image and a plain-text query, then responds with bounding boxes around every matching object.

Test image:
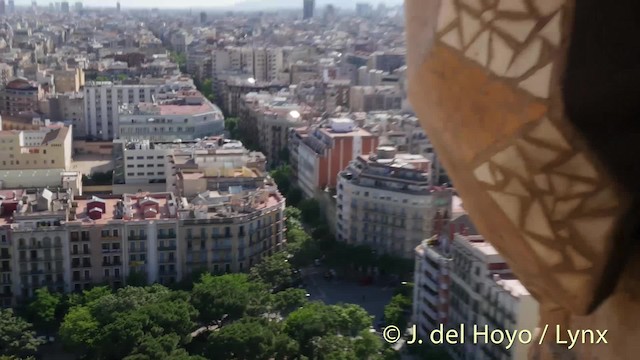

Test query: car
[305,293,311,298]
[314,259,321,266]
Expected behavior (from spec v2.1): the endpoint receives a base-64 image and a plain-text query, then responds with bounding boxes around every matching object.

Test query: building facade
[117,90,224,142]
[0,185,285,306]
[293,118,378,198]
[447,234,539,360]
[0,125,73,171]
[349,86,403,112]
[83,81,159,140]
[336,147,452,258]
[1,78,43,116]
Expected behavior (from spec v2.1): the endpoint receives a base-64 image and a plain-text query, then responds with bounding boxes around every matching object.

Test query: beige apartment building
[0,182,285,305]
[0,124,73,171]
[336,146,452,258]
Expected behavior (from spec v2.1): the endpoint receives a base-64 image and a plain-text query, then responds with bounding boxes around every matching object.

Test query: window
[147,156,153,160]
[127,172,134,176]
[101,230,109,237]
[147,172,154,176]
[147,164,154,167]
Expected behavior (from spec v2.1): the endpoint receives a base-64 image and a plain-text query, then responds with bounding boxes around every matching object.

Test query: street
[302,266,395,321]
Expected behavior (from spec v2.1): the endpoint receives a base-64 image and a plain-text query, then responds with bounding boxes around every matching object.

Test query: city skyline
[13,0,403,10]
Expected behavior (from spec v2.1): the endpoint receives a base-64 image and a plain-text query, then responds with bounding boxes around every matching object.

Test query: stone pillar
[405,0,640,358]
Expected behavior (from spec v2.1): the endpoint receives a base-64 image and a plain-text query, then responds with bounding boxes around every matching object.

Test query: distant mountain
[229,0,403,11]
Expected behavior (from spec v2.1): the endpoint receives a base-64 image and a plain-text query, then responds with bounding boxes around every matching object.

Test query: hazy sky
[18,0,403,9]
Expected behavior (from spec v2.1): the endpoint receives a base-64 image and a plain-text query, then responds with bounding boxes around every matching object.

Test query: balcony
[128,235,148,240]
[101,248,121,254]
[158,245,177,251]
[158,233,177,239]
[158,258,177,264]
[102,261,122,267]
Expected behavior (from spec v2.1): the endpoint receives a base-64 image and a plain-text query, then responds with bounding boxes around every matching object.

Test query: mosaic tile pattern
[473,117,620,275]
[435,0,565,99]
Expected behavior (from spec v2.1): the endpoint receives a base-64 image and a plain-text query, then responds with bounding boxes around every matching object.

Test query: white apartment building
[336,147,452,258]
[117,89,224,142]
[212,46,285,84]
[83,81,159,140]
[112,137,266,195]
[119,140,171,187]
[447,234,539,360]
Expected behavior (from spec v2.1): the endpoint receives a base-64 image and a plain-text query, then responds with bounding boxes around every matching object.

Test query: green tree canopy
[249,252,293,291]
[123,334,206,360]
[59,285,198,360]
[191,273,269,324]
[0,309,43,358]
[205,318,282,360]
[284,302,372,356]
[27,287,61,334]
[383,294,412,334]
[272,288,309,315]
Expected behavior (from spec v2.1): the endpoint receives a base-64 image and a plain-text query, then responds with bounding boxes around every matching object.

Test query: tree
[272,288,308,314]
[59,306,100,351]
[27,288,61,334]
[191,274,269,324]
[205,318,278,360]
[270,165,292,196]
[224,117,239,139]
[332,303,373,337]
[298,198,322,225]
[60,285,199,359]
[284,302,371,356]
[383,295,412,334]
[0,309,43,358]
[354,330,383,359]
[124,334,206,360]
[311,335,358,360]
[249,252,293,291]
[126,270,148,287]
[286,187,303,207]
[284,302,340,352]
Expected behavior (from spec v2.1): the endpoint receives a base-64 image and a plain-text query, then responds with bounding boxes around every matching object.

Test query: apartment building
[117,90,224,142]
[336,146,452,258]
[53,67,85,93]
[412,209,477,341]
[447,234,539,360]
[239,92,308,168]
[292,118,378,198]
[0,78,43,116]
[113,137,265,194]
[0,63,14,87]
[219,76,287,117]
[47,93,85,138]
[83,81,159,140]
[368,51,406,73]
[0,184,285,305]
[6,189,70,301]
[0,124,73,171]
[176,179,286,274]
[212,47,285,84]
[349,86,403,112]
